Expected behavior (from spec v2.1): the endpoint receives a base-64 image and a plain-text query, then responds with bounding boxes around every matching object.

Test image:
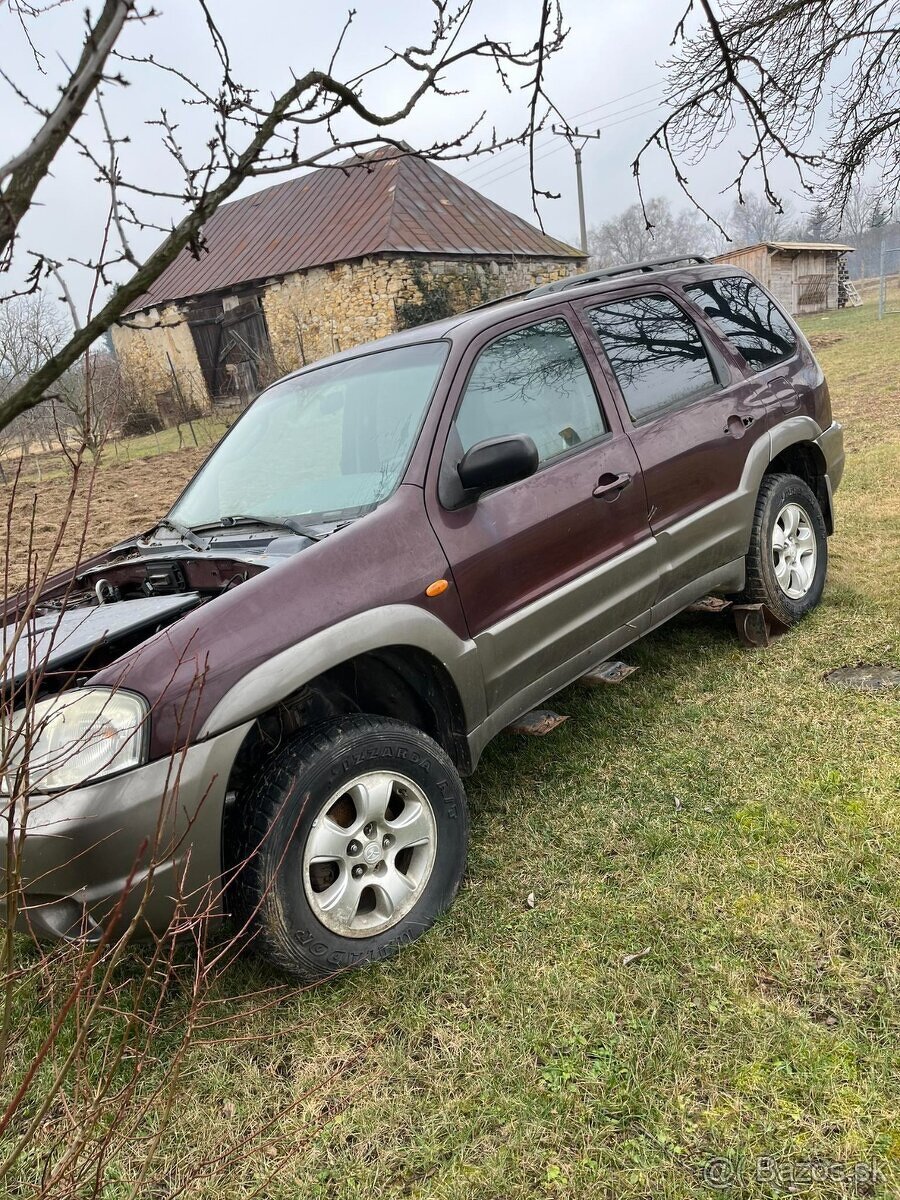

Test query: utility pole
[551,125,602,254]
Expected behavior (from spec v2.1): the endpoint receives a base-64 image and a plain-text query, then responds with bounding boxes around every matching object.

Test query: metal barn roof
[125,147,584,315]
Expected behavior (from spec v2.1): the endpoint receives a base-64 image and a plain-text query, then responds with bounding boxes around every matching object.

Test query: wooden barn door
[188,296,273,404]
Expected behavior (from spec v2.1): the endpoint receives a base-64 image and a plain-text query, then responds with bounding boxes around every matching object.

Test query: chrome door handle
[592,471,632,499]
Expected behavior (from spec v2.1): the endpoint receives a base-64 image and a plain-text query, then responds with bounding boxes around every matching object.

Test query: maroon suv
[1,257,844,980]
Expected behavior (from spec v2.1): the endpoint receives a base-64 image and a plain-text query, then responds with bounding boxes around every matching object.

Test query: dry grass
[804,302,900,449]
[3,445,211,593]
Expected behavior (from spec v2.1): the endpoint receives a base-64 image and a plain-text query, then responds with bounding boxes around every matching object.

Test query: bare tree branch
[0,0,568,432]
[637,0,900,228]
[0,0,139,266]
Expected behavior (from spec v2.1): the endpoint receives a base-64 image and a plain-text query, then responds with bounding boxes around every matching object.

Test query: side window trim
[436,311,616,509]
[580,289,727,428]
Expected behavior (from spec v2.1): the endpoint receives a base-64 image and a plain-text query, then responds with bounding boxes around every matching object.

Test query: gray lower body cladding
[1,722,251,940]
[2,424,845,940]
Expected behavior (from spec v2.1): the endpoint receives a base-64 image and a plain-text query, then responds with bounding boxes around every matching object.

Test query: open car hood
[2,593,201,689]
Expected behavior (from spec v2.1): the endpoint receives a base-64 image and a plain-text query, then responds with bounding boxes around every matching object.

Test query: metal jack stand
[731,604,792,649]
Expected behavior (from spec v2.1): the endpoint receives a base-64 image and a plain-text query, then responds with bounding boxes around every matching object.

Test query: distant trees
[587,192,800,268]
[52,349,127,459]
[836,186,900,278]
[0,296,66,469]
[589,185,898,282]
[0,294,125,467]
[588,197,717,267]
[805,204,836,242]
[727,194,799,244]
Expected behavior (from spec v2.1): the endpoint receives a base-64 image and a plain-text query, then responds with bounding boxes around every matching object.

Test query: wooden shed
[711,241,855,315]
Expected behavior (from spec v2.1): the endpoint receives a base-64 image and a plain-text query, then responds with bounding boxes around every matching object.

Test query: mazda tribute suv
[1,257,844,980]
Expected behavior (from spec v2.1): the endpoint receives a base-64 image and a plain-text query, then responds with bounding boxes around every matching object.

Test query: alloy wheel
[772,501,818,599]
[302,771,437,937]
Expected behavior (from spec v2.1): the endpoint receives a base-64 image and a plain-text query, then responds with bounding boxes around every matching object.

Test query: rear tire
[229,714,468,982]
[736,472,828,625]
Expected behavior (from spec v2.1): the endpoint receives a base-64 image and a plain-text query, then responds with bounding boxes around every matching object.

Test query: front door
[426,312,658,715]
[573,289,771,601]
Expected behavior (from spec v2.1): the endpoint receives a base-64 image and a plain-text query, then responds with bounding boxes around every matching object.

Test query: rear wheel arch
[735,471,828,623]
[765,440,833,534]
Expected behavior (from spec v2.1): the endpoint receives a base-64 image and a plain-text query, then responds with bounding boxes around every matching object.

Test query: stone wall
[261,254,580,375]
[110,304,211,412]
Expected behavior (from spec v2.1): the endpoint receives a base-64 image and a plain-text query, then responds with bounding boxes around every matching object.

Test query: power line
[464,100,665,190]
[460,144,569,199]
[570,80,665,122]
[462,96,664,187]
[457,82,664,180]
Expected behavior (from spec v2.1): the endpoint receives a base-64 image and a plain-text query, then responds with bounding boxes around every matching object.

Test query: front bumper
[1,721,251,941]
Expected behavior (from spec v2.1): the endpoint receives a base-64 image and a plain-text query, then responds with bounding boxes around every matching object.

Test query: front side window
[455,318,606,465]
[686,276,796,370]
[587,294,718,422]
[169,341,448,527]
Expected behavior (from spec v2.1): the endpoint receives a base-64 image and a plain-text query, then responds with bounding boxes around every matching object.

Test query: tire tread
[734,471,828,623]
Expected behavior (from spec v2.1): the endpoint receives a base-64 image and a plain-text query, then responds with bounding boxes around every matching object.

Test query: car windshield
[168,341,448,528]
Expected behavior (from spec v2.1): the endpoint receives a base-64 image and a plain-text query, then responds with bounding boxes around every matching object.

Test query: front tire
[737,472,828,625]
[230,714,469,982]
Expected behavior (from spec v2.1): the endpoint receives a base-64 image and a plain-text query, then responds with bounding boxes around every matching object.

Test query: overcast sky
[0,0,816,312]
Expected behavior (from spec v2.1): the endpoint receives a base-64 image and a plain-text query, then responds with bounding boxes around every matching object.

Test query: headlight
[2,688,149,794]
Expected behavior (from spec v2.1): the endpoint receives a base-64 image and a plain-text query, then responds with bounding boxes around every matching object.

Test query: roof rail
[527,255,712,297]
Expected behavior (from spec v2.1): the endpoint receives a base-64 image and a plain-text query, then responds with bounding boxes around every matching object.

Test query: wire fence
[877,243,900,318]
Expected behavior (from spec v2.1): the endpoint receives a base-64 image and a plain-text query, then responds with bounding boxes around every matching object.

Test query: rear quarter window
[685,276,797,370]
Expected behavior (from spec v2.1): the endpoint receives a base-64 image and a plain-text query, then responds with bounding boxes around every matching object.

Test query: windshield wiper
[199,514,326,541]
[143,517,207,552]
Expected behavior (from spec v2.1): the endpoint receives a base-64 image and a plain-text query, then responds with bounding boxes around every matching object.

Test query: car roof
[276,259,750,381]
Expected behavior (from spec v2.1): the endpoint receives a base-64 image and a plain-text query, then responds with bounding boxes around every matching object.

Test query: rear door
[425,309,658,716]
[572,288,771,603]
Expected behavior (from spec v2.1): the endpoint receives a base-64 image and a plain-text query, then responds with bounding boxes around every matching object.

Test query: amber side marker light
[425,579,449,597]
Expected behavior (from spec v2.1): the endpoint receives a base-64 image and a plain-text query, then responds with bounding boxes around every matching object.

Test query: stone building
[112,147,585,413]
[711,241,855,315]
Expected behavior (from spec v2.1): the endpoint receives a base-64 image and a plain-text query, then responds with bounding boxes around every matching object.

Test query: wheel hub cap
[772,501,817,599]
[302,771,437,938]
[362,841,383,866]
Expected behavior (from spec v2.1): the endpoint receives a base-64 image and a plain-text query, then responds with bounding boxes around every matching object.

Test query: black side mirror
[457,434,539,494]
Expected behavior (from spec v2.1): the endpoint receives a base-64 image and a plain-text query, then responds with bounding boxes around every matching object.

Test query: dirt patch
[2,447,209,595]
[806,332,846,351]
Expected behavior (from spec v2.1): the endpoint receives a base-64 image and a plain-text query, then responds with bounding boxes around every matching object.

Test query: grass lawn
[2,303,898,1198]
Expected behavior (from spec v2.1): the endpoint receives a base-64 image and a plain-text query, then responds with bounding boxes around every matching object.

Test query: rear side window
[456,318,607,465]
[685,276,796,370]
[586,295,718,422]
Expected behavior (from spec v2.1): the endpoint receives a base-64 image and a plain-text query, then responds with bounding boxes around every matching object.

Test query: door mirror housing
[457,435,539,495]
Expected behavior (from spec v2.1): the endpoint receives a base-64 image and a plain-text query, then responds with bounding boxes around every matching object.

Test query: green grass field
[2,303,899,1198]
[1,415,228,486]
